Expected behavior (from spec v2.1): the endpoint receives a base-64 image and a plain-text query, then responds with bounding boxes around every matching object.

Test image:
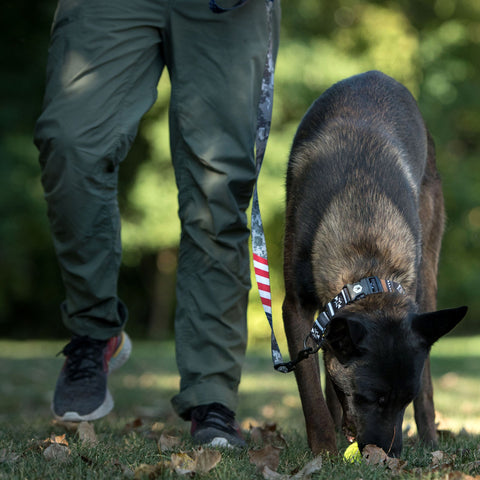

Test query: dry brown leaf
[431,450,457,470]
[262,465,290,480]
[250,423,288,449]
[158,431,181,452]
[170,452,197,475]
[362,444,407,474]
[134,462,166,480]
[77,421,98,445]
[43,442,71,462]
[195,448,222,474]
[249,444,281,472]
[261,455,323,480]
[362,444,389,465]
[294,455,323,477]
[169,448,221,475]
[440,472,480,480]
[46,433,69,446]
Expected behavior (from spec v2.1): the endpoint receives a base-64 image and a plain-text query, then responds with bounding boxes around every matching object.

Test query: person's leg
[34,0,167,339]
[34,0,166,420]
[166,0,281,420]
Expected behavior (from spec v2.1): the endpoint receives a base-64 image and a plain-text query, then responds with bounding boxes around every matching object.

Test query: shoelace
[59,336,107,381]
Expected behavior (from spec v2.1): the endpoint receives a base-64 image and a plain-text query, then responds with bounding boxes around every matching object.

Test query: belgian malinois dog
[283,71,467,457]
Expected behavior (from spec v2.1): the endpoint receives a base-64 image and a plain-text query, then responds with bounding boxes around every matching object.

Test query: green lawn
[0,336,479,479]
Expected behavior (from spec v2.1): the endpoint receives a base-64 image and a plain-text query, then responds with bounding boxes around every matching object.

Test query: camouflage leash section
[247,0,288,373]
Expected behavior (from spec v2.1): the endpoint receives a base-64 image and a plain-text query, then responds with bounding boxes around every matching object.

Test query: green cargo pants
[34,0,280,418]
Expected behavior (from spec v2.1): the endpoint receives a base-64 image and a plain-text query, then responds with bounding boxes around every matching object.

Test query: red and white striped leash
[250,0,291,373]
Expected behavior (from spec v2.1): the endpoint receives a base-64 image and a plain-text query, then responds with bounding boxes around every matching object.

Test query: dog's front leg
[283,297,337,454]
[414,131,444,448]
[413,357,438,447]
[325,370,342,430]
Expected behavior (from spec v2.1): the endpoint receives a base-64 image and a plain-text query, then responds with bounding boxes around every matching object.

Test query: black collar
[309,276,406,346]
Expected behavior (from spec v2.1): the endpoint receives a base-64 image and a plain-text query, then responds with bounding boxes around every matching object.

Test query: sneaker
[52,332,132,421]
[190,403,246,448]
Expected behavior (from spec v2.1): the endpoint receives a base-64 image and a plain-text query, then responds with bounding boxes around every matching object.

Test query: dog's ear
[411,306,467,347]
[326,315,368,364]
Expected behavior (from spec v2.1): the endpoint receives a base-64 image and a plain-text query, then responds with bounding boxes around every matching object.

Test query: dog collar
[309,276,406,346]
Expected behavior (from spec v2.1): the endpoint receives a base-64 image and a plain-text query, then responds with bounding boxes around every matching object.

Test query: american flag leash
[210,0,286,372]
[250,0,290,373]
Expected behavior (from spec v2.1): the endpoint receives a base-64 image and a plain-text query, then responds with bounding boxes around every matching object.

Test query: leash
[209,0,283,369]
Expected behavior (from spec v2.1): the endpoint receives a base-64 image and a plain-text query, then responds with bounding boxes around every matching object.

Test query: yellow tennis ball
[343,442,362,463]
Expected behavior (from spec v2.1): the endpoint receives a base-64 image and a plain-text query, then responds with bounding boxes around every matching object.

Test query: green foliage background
[1,0,479,338]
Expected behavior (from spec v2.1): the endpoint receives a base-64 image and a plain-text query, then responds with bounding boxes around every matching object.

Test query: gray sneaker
[190,403,246,448]
[52,332,131,421]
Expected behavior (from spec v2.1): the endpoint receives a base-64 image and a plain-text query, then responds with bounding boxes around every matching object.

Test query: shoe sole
[52,332,132,422]
[54,389,114,422]
[192,427,247,448]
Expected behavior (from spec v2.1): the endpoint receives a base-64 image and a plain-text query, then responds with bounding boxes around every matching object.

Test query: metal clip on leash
[273,333,323,373]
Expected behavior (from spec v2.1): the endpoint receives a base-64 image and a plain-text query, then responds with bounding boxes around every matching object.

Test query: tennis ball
[343,442,362,463]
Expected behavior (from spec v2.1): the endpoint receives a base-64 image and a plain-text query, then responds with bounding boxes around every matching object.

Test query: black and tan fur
[283,71,467,456]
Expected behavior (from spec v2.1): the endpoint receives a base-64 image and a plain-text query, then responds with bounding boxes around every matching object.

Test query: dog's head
[323,295,467,457]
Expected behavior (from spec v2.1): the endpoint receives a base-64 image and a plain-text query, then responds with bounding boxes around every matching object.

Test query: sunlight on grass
[0,336,478,435]
[0,340,62,359]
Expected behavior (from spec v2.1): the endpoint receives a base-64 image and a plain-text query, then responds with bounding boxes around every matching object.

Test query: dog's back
[286,71,428,304]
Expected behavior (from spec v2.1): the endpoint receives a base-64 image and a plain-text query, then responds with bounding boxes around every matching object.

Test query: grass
[0,336,479,479]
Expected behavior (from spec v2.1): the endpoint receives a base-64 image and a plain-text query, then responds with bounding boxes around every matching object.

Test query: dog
[282,71,467,457]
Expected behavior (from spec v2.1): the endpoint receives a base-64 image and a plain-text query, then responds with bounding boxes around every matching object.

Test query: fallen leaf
[431,450,457,470]
[168,448,222,476]
[77,421,98,445]
[362,444,388,465]
[440,472,480,480]
[158,431,181,452]
[250,423,288,449]
[43,442,71,462]
[262,465,290,480]
[262,455,323,480]
[46,433,69,446]
[294,455,323,477]
[195,448,222,474]
[362,444,407,474]
[249,444,281,472]
[143,422,167,440]
[170,452,197,475]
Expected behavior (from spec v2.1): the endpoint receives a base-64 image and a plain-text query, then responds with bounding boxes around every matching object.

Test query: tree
[1,0,479,338]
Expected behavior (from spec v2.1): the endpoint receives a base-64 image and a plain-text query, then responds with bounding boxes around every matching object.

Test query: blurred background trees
[1,0,479,339]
